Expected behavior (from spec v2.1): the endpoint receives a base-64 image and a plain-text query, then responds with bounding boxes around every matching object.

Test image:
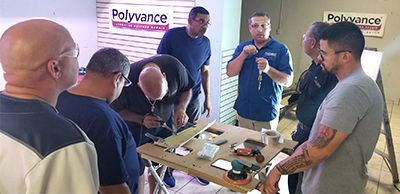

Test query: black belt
[298,122,311,131]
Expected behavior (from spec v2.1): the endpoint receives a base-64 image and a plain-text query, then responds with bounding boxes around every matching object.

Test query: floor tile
[376,170,399,194]
[176,178,222,194]
[216,187,241,194]
[365,167,380,194]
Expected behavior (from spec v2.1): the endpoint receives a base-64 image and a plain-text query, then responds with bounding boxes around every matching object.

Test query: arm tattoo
[310,126,337,149]
[276,144,312,174]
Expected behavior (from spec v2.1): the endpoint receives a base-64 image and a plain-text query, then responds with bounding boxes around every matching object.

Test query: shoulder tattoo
[311,126,337,149]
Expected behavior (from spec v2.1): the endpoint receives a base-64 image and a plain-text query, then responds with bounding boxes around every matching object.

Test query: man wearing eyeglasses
[157,6,212,127]
[111,54,195,193]
[0,19,99,193]
[227,11,293,132]
[287,21,338,194]
[56,48,141,194]
[157,6,212,186]
[260,22,383,194]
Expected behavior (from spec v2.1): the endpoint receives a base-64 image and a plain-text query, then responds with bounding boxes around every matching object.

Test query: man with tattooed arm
[259,22,383,194]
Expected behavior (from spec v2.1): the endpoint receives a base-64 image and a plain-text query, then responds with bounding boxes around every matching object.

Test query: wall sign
[109,4,173,33]
[323,11,387,37]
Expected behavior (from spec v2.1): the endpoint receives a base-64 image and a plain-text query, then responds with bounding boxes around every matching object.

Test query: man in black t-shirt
[111,54,195,193]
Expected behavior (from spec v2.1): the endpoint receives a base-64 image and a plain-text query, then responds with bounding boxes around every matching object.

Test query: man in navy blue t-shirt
[57,48,141,194]
[157,6,212,186]
[157,6,212,123]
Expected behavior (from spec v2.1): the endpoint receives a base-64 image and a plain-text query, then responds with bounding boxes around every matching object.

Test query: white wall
[195,0,242,122]
[0,0,98,90]
[221,0,242,51]
[241,0,400,101]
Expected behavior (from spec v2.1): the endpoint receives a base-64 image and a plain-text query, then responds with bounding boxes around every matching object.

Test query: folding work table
[137,119,297,194]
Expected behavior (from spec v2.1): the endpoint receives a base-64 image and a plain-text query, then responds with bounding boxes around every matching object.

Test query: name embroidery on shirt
[264,52,277,57]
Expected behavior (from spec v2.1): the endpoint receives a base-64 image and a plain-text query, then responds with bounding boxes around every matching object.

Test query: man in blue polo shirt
[227,11,293,132]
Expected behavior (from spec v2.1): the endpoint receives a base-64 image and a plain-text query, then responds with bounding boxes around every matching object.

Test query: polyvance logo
[109,4,173,32]
[323,11,387,37]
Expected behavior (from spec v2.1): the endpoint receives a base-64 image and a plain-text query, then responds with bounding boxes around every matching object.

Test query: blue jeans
[288,122,311,194]
[186,96,202,123]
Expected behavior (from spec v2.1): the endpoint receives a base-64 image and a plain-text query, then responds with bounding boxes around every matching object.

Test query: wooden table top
[137,119,297,193]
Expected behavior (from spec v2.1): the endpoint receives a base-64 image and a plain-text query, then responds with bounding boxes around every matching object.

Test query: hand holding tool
[161,122,177,135]
[176,122,196,134]
[150,113,177,135]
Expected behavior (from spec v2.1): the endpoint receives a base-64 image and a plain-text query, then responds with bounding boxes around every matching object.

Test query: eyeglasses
[113,72,132,87]
[302,34,314,42]
[192,18,211,27]
[317,48,352,61]
[250,23,270,29]
[58,42,80,58]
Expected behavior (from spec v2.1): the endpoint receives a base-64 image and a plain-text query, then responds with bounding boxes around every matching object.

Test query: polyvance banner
[323,11,387,37]
[109,4,173,33]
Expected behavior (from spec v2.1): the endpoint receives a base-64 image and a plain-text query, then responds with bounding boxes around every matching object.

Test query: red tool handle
[235,148,253,156]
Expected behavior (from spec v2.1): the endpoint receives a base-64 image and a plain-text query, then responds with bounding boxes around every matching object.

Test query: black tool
[223,159,260,184]
[212,139,228,145]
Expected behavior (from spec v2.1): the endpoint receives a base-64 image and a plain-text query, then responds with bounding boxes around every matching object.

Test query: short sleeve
[176,62,195,92]
[157,29,171,55]
[26,142,99,193]
[276,45,293,76]
[228,43,245,63]
[320,84,370,134]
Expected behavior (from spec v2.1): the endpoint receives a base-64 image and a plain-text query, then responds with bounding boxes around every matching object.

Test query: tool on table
[258,70,262,90]
[153,120,216,149]
[231,148,261,156]
[230,142,238,148]
[255,155,265,163]
[212,139,228,145]
[223,159,260,185]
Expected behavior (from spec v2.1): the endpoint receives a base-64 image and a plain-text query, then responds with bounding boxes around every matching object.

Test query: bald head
[0,19,78,106]
[1,19,74,72]
[138,65,168,100]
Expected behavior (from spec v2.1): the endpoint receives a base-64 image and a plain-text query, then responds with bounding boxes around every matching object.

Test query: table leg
[143,159,170,194]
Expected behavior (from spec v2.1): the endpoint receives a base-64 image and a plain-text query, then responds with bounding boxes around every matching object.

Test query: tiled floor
[143,100,400,194]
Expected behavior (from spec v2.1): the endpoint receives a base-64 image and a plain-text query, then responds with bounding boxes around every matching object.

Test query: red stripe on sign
[112,21,169,31]
[357,25,382,30]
